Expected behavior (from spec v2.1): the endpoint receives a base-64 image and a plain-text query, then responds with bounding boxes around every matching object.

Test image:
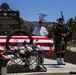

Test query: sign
[0,11,20,35]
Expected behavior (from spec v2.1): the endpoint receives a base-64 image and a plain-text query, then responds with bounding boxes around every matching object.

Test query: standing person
[32,20,48,64]
[54,18,70,65]
[33,20,48,37]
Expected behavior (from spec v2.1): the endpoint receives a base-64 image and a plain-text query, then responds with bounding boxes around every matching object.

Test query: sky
[0,0,76,22]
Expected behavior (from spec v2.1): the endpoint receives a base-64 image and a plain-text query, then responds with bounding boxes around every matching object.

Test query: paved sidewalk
[7,58,76,75]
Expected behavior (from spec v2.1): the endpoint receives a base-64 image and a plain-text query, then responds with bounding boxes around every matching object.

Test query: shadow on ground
[7,65,46,73]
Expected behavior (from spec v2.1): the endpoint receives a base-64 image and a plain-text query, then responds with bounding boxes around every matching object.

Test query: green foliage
[67,17,76,40]
[20,18,29,31]
[21,25,28,31]
[20,18,24,26]
[48,26,53,38]
[47,22,57,38]
[29,27,34,36]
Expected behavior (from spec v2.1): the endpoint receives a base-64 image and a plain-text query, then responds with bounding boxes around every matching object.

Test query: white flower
[26,46,33,52]
[20,50,25,54]
[19,46,26,54]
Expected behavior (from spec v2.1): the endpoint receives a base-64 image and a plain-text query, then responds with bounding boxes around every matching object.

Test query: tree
[67,17,76,40]
[20,18,29,31]
[48,26,53,38]
[38,13,47,21]
[47,22,57,38]
[21,25,28,31]
[29,26,34,35]
[20,18,24,26]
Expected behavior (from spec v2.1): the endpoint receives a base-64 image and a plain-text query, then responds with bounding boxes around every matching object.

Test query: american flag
[0,36,54,54]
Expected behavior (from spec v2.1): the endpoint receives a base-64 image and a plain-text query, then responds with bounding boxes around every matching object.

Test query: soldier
[54,18,70,65]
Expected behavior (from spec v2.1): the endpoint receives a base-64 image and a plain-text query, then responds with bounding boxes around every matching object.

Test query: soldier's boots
[57,58,66,65]
[61,58,66,65]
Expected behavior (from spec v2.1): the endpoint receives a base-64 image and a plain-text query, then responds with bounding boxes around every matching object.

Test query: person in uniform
[54,18,70,65]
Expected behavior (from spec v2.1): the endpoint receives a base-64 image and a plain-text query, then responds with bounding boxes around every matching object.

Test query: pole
[0,67,7,75]
[61,11,65,23]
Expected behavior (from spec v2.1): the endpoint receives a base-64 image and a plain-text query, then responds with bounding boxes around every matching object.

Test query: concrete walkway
[7,58,76,75]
